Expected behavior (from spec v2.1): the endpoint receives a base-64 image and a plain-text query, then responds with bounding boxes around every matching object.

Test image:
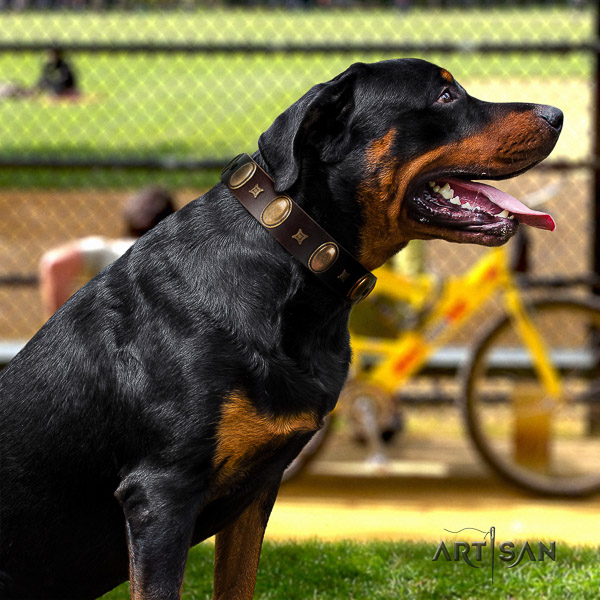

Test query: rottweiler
[0,58,561,599]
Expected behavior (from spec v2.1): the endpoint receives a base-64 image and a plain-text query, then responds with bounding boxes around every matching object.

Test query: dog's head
[258,58,562,270]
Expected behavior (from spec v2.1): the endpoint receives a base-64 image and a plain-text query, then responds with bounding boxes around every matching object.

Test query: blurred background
[0,0,593,339]
[1,0,600,542]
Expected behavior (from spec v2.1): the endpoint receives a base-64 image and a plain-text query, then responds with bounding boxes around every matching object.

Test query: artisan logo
[432,526,556,583]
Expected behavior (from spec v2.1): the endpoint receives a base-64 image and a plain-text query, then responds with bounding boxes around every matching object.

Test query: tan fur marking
[358,137,446,270]
[365,128,397,169]
[436,112,545,175]
[440,68,454,83]
[213,487,276,600]
[214,393,319,483]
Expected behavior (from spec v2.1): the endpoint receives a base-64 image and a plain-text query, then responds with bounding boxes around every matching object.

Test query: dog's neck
[233,152,361,327]
[254,152,365,262]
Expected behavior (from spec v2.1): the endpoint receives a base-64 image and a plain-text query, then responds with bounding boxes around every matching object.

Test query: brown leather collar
[221,153,376,306]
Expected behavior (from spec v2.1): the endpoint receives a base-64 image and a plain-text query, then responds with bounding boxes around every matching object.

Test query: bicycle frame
[351,246,562,400]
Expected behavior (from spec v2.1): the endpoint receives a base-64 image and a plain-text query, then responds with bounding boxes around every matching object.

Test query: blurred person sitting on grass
[40,186,176,318]
[36,47,79,98]
[0,47,78,100]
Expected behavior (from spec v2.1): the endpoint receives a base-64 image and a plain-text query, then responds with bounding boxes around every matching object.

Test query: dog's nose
[537,105,563,132]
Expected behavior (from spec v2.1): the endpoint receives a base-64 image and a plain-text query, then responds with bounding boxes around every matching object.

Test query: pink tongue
[445,178,556,232]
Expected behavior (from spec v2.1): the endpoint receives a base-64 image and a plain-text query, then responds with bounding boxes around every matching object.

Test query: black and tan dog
[0,58,561,599]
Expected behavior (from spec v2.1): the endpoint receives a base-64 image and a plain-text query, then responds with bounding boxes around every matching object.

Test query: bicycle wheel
[462,296,600,497]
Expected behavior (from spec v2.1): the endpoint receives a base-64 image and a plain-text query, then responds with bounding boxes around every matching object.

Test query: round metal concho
[260,196,292,229]
[348,273,377,304]
[228,161,256,189]
[308,242,339,273]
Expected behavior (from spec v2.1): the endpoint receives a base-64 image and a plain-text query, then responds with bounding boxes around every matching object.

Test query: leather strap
[221,153,376,305]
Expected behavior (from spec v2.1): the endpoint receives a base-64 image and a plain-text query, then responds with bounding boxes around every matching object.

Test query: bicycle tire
[462,296,600,497]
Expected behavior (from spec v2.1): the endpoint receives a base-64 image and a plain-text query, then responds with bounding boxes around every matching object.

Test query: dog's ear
[258,64,365,192]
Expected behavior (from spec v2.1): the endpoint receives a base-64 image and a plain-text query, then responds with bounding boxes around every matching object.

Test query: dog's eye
[437,89,454,104]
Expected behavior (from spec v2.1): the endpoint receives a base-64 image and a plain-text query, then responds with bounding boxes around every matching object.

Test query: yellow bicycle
[287,243,600,497]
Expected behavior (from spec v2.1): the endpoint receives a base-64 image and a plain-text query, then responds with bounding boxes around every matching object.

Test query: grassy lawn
[0,7,593,188]
[0,7,592,45]
[97,539,599,599]
[0,7,594,44]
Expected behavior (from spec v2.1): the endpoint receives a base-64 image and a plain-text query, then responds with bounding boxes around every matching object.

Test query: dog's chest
[212,392,321,486]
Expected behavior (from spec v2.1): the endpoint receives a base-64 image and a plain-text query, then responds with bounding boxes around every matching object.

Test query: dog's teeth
[433,185,441,193]
[508,214,515,220]
[439,184,453,199]
[450,196,461,205]
[429,181,436,188]
[462,202,473,210]
[498,209,509,218]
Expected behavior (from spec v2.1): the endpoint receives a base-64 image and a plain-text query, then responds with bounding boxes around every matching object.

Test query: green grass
[0,7,593,45]
[0,6,593,188]
[97,539,599,599]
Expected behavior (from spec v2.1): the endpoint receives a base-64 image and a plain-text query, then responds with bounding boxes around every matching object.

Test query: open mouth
[405,176,555,245]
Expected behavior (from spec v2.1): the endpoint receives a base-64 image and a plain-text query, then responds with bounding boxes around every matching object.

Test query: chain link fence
[0,1,596,342]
